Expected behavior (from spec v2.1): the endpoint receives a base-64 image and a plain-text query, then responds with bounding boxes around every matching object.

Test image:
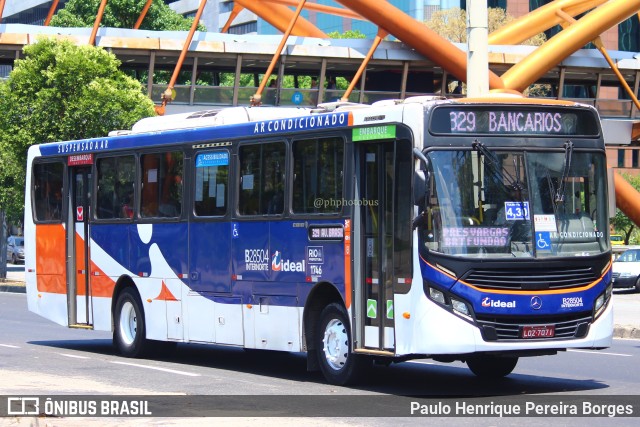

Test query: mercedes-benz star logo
[530,296,542,310]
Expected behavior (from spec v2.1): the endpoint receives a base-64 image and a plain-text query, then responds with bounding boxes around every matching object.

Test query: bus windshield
[421,148,609,258]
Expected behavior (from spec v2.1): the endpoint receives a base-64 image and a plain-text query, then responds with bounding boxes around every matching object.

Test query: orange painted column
[489,0,606,45]
[501,0,640,92]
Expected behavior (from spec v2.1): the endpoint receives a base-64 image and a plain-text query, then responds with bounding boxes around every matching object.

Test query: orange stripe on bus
[154,281,178,301]
[344,219,352,308]
[35,224,66,294]
[89,259,116,298]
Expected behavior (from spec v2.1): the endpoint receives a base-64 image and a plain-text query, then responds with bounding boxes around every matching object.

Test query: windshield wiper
[472,140,523,191]
[555,140,574,204]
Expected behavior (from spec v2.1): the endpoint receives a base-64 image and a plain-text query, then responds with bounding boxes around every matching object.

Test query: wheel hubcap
[119,301,137,345]
[322,318,349,371]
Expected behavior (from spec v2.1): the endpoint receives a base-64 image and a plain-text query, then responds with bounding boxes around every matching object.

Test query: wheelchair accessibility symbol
[232,222,239,239]
[536,232,551,250]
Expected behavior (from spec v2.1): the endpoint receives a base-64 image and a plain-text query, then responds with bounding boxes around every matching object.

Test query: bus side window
[292,137,344,214]
[194,150,229,217]
[238,142,285,216]
[140,151,183,218]
[32,162,64,222]
[96,155,136,220]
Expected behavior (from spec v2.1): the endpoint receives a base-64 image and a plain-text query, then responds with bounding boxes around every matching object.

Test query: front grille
[463,266,598,291]
[475,312,592,341]
[612,272,621,279]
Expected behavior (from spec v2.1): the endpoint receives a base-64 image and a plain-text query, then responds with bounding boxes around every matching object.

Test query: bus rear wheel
[466,355,518,379]
[114,288,149,358]
[316,303,366,386]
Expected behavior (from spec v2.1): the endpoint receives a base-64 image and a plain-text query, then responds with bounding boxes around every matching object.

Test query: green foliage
[50,0,205,31]
[0,38,155,223]
[610,173,640,245]
[327,30,367,39]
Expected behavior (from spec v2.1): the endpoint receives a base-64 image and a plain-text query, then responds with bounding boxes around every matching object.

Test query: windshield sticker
[504,201,530,221]
[535,232,552,250]
[196,151,229,167]
[442,227,509,247]
[534,215,557,232]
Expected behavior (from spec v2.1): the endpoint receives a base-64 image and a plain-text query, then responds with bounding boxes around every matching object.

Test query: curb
[0,284,26,294]
[613,325,640,339]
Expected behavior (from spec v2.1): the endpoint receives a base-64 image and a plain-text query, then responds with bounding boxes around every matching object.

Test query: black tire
[635,277,640,293]
[113,288,149,358]
[467,355,518,379]
[315,303,367,386]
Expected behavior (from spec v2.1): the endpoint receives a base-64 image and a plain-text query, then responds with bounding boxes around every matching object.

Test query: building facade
[1,0,638,175]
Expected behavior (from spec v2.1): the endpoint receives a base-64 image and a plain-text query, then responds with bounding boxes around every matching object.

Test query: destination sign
[429,106,599,136]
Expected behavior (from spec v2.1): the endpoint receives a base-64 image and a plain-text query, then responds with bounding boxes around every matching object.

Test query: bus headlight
[451,298,470,317]
[594,283,613,319]
[426,284,474,321]
[594,294,604,312]
[429,287,446,304]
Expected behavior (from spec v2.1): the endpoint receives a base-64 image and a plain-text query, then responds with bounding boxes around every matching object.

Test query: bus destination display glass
[430,106,600,136]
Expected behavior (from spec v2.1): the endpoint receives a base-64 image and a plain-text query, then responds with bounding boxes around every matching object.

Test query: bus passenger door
[67,166,93,327]
[355,139,413,352]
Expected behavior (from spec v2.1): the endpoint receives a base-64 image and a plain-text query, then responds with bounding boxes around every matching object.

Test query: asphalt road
[1,292,639,426]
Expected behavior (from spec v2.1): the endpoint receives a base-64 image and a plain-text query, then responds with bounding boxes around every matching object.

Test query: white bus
[25,96,613,385]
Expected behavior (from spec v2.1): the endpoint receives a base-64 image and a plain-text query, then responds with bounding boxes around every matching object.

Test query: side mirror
[412,148,430,207]
[414,170,427,207]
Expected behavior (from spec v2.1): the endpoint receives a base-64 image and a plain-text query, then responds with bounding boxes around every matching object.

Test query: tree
[425,7,545,45]
[426,7,547,95]
[327,30,367,39]
[610,173,640,245]
[0,38,155,223]
[50,0,205,31]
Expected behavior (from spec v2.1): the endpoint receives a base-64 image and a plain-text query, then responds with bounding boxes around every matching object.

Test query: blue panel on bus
[90,222,188,280]
[39,112,351,157]
[129,223,189,278]
[451,278,607,316]
[231,221,270,282]
[91,224,132,270]
[189,221,231,293]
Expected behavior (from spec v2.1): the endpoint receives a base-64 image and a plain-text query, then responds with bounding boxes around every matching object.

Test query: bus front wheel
[316,303,366,386]
[466,355,518,378]
[114,288,149,358]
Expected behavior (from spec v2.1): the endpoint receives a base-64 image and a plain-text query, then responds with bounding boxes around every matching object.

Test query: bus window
[239,142,285,215]
[32,162,64,222]
[292,137,344,214]
[194,150,229,217]
[140,151,183,218]
[96,156,136,219]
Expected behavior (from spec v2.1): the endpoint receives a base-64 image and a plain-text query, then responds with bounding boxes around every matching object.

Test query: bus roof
[32,95,600,158]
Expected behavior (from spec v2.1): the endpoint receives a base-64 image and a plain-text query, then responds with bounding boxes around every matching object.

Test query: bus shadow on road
[27,339,609,396]
[29,339,115,356]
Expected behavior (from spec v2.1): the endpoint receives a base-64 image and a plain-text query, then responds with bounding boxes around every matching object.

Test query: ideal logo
[271,250,305,272]
[272,251,282,271]
[482,297,516,308]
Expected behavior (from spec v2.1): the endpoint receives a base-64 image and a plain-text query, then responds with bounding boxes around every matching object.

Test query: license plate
[522,325,555,338]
